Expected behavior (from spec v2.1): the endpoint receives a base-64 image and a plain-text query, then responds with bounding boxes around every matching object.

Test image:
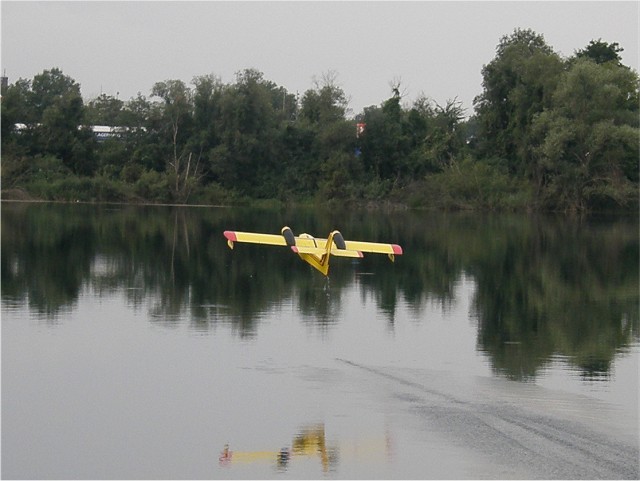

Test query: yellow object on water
[223,226,403,276]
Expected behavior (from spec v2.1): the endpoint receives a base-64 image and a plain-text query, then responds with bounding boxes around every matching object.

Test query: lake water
[2,202,638,479]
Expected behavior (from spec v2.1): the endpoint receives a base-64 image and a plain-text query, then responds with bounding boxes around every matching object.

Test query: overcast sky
[2,1,638,117]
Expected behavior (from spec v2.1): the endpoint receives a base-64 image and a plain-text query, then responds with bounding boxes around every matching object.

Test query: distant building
[91,125,126,141]
[13,123,135,141]
[1,75,8,92]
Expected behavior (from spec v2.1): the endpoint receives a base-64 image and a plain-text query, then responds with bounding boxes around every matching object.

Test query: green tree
[300,71,348,125]
[295,72,355,199]
[530,58,639,211]
[84,93,125,126]
[151,79,200,202]
[473,29,564,177]
[21,68,97,175]
[575,39,624,65]
[120,93,164,179]
[359,88,468,191]
[211,69,283,197]
[29,68,81,117]
[189,74,225,187]
[1,79,34,188]
[359,87,410,187]
[1,78,33,134]
[417,97,467,172]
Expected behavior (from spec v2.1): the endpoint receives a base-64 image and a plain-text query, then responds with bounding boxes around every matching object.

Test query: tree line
[1,29,638,212]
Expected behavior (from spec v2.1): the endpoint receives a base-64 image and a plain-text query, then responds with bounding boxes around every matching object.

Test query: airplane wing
[343,240,403,256]
[223,230,287,249]
[224,229,403,258]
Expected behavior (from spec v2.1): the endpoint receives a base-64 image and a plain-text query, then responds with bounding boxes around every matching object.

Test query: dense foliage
[2,30,638,212]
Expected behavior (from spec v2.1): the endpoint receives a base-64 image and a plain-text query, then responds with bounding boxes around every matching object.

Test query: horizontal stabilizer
[292,246,363,258]
[344,240,403,255]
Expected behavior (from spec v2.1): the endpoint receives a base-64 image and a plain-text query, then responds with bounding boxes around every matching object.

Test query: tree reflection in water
[2,202,638,380]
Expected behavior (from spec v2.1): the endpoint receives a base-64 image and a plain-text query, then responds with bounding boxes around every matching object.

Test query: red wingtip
[392,244,403,255]
[223,231,237,242]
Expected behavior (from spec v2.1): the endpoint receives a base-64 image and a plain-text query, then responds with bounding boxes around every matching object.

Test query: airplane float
[224,226,403,276]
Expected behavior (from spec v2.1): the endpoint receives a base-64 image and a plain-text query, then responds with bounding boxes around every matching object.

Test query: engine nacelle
[281,226,296,247]
[332,231,346,250]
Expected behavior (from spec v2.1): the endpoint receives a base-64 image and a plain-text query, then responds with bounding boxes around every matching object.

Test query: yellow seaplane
[224,226,403,276]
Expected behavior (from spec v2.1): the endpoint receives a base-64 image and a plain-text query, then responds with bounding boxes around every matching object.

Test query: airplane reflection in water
[219,424,392,472]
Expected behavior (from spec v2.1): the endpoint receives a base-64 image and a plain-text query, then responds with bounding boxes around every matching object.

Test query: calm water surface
[2,203,638,479]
